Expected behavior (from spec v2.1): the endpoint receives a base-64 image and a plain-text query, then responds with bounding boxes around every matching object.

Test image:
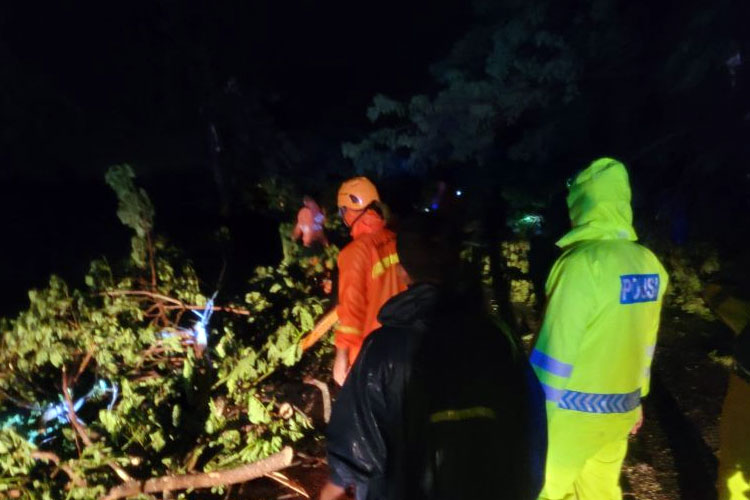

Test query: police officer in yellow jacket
[533,157,669,500]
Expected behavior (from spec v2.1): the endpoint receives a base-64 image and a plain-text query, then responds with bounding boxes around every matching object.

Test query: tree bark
[299,310,338,351]
[31,451,86,487]
[304,377,332,423]
[100,447,293,500]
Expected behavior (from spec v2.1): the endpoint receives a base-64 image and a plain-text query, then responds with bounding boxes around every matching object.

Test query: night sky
[2,1,749,315]
[2,1,470,177]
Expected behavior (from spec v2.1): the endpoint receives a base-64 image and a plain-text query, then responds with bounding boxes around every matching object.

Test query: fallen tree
[0,165,338,499]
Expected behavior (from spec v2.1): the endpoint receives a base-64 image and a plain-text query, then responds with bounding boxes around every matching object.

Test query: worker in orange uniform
[332,177,406,386]
[292,196,328,248]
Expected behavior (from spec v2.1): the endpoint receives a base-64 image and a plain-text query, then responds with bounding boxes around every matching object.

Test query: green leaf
[298,307,314,331]
[247,395,271,425]
[49,350,63,368]
[99,410,119,434]
[172,405,181,427]
[150,430,166,451]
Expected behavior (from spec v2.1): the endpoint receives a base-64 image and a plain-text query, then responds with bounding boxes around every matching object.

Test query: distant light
[424,207,430,212]
[430,202,439,210]
[455,190,463,197]
[513,214,544,235]
[727,51,742,69]
[519,214,543,226]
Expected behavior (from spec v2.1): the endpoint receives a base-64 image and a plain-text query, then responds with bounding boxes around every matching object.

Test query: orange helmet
[337,177,380,211]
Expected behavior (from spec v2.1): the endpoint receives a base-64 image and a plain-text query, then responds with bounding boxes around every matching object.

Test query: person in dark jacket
[320,213,547,500]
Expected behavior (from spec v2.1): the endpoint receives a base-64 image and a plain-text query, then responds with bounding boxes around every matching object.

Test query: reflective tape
[541,383,641,413]
[430,406,496,424]
[646,344,656,358]
[371,253,400,279]
[530,349,573,378]
[540,383,566,403]
[558,388,641,414]
[336,324,363,335]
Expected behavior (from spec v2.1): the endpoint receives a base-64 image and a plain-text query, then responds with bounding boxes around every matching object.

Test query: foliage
[246,175,301,215]
[0,166,335,498]
[343,0,747,246]
[663,244,720,319]
[341,0,746,336]
[342,0,581,180]
[502,240,536,308]
[104,164,156,269]
[104,165,155,240]
[0,429,35,495]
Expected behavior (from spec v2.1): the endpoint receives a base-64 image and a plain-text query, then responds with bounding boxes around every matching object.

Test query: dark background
[0,1,471,314]
[2,1,750,316]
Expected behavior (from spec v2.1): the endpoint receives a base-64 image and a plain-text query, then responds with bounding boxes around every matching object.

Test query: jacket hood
[377,283,441,331]
[556,157,638,248]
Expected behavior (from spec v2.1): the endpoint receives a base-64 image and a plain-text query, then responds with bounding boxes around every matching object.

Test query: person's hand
[319,480,348,500]
[333,348,350,386]
[630,406,644,436]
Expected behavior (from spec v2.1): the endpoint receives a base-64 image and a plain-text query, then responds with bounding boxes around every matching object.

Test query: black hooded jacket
[326,283,547,500]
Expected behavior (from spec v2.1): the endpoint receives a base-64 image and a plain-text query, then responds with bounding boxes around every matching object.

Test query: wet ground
[239,310,732,500]
[622,312,731,500]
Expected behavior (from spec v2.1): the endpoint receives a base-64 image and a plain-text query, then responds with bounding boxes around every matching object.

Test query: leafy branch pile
[662,244,720,320]
[0,165,336,499]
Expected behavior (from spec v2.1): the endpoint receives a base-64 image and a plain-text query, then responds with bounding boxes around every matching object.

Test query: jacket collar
[377,283,441,331]
[351,209,386,239]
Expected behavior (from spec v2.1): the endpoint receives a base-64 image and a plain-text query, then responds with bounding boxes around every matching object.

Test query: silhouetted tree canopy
[343,0,750,245]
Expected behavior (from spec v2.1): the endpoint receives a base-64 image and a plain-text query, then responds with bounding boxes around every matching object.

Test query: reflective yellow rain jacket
[533,158,669,500]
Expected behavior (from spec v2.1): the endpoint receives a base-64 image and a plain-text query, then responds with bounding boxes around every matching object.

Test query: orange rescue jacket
[335,210,406,363]
[293,204,327,247]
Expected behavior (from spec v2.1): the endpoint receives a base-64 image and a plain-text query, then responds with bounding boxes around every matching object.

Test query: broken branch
[73,349,95,385]
[304,377,331,423]
[300,310,338,352]
[102,290,183,306]
[100,447,293,500]
[265,471,310,499]
[62,369,132,482]
[31,451,86,488]
[102,290,251,316]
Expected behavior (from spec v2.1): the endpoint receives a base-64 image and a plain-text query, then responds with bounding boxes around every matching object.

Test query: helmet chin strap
[342,202,378,228]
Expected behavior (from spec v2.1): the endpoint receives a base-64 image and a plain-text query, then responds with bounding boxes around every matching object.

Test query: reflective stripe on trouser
[717,374,750,500]
[539,408,636,500]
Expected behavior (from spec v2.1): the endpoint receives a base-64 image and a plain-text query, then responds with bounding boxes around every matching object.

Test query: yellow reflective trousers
[718,374,750,500]
[538,408,638,500]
